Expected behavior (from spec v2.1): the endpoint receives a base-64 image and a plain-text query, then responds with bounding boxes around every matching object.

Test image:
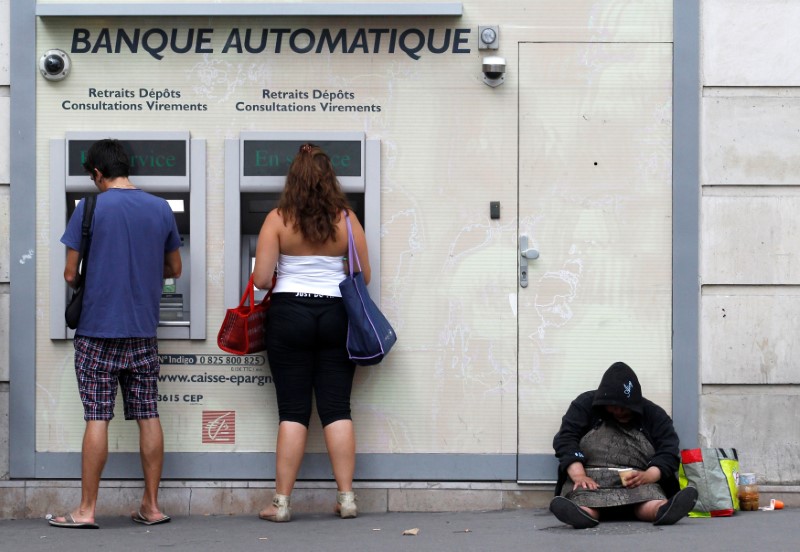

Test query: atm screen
[66,192,190,234]
[240,193,365,236]
[68,140,188,177]
[243,140,362,177]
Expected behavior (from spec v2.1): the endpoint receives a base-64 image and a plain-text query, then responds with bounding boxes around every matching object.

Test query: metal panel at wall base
[35,452,517,481]
[517,454,558,484]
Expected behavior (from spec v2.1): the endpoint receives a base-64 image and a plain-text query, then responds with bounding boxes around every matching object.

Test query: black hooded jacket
[552,362,681,497]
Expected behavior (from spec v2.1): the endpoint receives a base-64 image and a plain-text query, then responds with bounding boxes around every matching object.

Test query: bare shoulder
[345,209,364,228]
[264,208,285,228]
[341,208,356,222]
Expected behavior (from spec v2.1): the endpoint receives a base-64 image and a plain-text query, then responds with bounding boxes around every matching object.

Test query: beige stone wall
[700,0,800,484]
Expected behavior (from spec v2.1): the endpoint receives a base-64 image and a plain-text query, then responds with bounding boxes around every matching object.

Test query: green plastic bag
[679,448,740,517]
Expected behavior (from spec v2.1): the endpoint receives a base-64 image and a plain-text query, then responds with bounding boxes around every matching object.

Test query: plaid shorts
[74,336,161,421]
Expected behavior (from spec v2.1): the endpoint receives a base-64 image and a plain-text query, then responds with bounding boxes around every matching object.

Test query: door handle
[519,236,539,288]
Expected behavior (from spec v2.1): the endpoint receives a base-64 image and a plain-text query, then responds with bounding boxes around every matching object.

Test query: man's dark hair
[82,139,130,179]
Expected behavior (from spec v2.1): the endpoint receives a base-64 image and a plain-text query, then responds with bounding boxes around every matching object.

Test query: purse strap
[343,210,363,276]
[239,272,276,311]
[75,195,97,287]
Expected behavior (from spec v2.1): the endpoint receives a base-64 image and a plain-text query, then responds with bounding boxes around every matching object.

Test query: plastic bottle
[738,472,760,511]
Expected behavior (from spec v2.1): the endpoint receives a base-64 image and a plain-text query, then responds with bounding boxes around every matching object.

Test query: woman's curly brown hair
[277,143,351,243]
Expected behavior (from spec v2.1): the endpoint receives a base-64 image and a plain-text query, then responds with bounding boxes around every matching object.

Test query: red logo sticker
[202,410,235,444]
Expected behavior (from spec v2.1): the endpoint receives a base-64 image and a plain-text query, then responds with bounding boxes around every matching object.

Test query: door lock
[519,235,539,288]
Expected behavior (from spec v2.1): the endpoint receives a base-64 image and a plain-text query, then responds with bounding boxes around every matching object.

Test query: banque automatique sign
[71,26,473,60]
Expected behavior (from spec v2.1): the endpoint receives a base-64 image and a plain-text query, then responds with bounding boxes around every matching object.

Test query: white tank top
[272,254,345,296]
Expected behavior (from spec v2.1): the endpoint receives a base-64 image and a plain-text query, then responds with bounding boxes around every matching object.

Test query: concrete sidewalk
[1,507,797,552]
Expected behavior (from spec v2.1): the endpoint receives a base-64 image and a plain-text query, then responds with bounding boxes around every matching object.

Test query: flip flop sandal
[47,513,99,529]
[132,511,172,526]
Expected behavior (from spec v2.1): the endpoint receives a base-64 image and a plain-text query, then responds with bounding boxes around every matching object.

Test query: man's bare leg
[136,417,167,520]
[51,420,109,525]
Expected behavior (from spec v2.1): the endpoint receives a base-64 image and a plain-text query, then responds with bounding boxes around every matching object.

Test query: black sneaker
[549,496,600,529]
[653,486,699,526]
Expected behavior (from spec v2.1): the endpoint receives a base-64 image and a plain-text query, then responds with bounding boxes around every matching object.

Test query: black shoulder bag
[65,195,96,329]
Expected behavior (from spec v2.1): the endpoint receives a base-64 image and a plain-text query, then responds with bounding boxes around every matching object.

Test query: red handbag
[217,274,274,355]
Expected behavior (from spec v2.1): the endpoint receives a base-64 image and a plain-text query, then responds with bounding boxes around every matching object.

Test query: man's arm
[164,249,182,279]
[64,248,80,288]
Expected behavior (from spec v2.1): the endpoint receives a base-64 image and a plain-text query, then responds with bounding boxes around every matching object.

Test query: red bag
[217,274,274,355]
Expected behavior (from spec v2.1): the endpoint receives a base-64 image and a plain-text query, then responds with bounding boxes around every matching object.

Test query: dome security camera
[39,49,71,81]
[482,56,505,87]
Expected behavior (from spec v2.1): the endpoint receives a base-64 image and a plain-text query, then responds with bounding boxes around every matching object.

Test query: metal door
[517,42,673,480]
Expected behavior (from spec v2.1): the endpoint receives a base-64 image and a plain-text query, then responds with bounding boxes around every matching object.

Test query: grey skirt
[560,421,666,508]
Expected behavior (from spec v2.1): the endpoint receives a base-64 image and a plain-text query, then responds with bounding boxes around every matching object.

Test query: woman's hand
[571,474,599,491]
[567,462,599,490]
[623,466,661,488]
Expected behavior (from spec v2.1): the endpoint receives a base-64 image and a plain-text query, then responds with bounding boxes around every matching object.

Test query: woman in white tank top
[253,143,371,523]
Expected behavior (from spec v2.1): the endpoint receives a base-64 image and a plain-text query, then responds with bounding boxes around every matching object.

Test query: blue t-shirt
[61,189,182,338]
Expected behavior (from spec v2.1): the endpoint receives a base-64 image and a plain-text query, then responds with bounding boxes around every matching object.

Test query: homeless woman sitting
[549,361,698,528]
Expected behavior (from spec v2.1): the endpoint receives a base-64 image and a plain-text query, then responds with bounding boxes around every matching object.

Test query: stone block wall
[700,0,800,483]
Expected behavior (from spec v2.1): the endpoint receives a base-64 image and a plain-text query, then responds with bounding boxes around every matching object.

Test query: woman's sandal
[259,493,291,522]
[336,491,357,519]
[549,496,599,529]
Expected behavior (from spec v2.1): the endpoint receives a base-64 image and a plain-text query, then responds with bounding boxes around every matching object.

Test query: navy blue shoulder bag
[338,211,397,365]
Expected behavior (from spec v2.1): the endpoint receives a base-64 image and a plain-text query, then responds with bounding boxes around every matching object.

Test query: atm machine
[224,131,381,309]
[49,131,206,340]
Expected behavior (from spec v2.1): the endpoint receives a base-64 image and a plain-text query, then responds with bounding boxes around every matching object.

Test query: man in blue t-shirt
[49,139,182,529]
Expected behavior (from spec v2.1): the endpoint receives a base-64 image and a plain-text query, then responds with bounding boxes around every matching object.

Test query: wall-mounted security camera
[39,49,71,81]
[482,56,506,88]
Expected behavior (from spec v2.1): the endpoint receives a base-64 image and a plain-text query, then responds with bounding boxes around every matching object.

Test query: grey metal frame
[35,3,463,17]
[671,0,700,450]
[9,0,38,478]
[48,139,68,341]
[9,0,699,480]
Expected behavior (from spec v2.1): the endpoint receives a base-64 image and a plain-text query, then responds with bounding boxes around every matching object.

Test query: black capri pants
[266,293,355,428]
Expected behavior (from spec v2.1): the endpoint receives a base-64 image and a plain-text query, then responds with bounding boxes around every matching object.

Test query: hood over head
[592,361,643,415]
